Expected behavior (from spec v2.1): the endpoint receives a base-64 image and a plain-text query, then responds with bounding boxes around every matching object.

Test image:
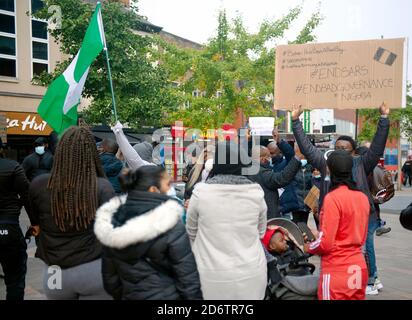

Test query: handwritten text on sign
[274,38,406,110]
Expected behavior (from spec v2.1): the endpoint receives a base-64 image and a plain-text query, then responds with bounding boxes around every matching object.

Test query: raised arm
[262,156,301,189]
[111,121,155,170]
[361,104,390,175]
[291,105,326,174]
[278,140,295,162]
[272,128,295,162]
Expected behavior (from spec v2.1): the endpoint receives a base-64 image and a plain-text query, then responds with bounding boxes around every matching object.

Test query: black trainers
[376,226,391,236]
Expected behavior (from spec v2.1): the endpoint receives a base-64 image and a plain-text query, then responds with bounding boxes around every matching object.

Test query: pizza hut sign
[4,112,53,136]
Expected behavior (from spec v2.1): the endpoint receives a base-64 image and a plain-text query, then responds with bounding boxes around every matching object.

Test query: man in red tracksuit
[304,150,370,300]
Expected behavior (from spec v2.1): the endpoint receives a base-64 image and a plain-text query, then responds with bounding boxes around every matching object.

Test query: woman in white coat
[186,142,268,300]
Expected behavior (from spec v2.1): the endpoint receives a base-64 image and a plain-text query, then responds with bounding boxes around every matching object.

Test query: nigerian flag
[38,3,105,134]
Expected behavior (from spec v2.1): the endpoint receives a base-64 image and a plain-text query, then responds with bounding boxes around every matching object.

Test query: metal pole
[104,48,118,122]
[97,2,118,122]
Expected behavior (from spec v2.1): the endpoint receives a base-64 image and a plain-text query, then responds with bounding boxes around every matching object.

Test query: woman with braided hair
[28,126,115,299]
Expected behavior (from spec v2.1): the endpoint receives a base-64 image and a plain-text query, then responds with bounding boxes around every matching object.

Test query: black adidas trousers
[0,223,27,300]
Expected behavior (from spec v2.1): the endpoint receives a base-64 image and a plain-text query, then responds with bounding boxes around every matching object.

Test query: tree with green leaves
[154,6,322,130]
[358,85,412,143]
[32,0,179,129]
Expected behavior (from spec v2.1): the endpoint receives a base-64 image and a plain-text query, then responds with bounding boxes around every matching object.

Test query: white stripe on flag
[97,7,107,48]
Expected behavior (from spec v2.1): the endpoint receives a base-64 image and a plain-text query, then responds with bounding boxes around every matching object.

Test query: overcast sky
[137,0,411,81]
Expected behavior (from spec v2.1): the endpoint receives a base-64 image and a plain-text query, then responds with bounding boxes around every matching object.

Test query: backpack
[400,202,412,231]
[370,165,395,204]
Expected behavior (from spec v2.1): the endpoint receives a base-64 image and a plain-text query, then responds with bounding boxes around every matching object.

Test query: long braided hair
[48,126,105,232]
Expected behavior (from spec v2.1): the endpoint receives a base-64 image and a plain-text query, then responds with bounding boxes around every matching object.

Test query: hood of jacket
[94,195,183,249]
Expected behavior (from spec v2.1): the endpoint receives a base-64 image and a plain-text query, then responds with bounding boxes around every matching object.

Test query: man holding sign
[292,103,390,296]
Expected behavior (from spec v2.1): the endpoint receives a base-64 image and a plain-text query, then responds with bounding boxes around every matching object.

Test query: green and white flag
[38,3,105,134]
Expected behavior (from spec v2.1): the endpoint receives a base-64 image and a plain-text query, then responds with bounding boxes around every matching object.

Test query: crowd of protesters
[1,103,411,301]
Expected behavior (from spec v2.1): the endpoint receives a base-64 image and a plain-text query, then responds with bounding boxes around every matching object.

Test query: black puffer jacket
[22,150,53,181]
[280,165,313,214]
[94,192,203,300]
[28,174,115,268]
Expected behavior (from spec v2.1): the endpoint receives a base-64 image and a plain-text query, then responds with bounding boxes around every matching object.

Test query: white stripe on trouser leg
[326,274,330,300]
[322,275,326,300]
[323,274,330,300]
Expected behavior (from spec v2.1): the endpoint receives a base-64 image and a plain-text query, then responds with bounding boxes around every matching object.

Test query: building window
[0,0,14,12]
[31,0,44,14]
[31,0,49,78]
[0,0,16,78]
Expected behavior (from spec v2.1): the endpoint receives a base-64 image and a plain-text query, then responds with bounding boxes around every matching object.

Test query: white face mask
[300,159,308,167]
[324,175,331,182]
[205,158,214,172]
[167,186,177,197]
[35,146,45,155]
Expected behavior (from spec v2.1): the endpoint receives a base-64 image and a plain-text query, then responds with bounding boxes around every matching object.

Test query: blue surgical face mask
[35,146,45,155]
[300,159,308,167]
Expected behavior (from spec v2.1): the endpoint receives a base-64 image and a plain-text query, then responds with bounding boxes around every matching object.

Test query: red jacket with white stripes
[308,185,369,272]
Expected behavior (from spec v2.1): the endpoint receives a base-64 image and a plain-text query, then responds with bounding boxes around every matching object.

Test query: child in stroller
[262,219,319,300]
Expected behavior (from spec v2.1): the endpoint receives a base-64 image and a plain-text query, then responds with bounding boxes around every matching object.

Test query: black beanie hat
[211,141,247,176]
[327,150,353,179]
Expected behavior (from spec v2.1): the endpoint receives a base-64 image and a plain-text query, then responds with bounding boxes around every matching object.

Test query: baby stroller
[264,218,319,300]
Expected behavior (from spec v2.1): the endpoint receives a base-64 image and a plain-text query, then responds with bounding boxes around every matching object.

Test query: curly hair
[48,126,105,232]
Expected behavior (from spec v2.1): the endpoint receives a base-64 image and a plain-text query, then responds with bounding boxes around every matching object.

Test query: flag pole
[97,2,118,122]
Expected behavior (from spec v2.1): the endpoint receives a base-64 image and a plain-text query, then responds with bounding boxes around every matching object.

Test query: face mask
[167,186,177,197]
[300,159,308,167]
[324,175,331,182]
[314,175,321,179]
[205,159,214,172]
[35,146,45,155]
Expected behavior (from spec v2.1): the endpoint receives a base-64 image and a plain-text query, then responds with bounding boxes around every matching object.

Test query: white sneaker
[374,278,383,291]
[366,285,379,295]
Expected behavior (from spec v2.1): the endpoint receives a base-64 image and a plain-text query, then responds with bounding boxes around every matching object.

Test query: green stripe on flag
[37,3,105,134]
[74,3,104,81]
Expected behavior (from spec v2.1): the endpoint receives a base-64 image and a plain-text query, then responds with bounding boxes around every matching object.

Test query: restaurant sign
[1,112,53,136]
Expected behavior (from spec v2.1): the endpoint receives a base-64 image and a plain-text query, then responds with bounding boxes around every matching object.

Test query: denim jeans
[365,216,379,285]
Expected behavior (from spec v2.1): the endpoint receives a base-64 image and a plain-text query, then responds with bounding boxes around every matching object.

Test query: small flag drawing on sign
[374,47,397,66]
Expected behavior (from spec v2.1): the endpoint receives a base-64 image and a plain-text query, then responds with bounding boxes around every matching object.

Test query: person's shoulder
[0,158,23,173]
[98,176,113,187]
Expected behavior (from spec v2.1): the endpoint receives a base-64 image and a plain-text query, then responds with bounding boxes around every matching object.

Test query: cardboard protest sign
[249,117,275,136]
[304,185,320,212]
[274,38,407,110]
